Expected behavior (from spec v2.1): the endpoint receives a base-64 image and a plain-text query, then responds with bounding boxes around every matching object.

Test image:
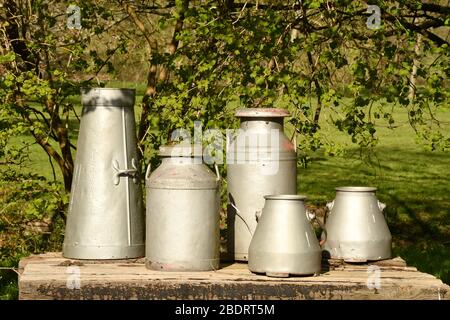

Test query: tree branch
[121,1,157,48]
[409,3,450,15]
[137,0,189,149]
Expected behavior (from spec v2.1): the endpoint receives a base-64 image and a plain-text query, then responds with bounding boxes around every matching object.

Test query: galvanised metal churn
[63,88,145,259]
[145,144,220,271]
[323,186,392,262]
[227,108,297,261]
[248,195,322,277]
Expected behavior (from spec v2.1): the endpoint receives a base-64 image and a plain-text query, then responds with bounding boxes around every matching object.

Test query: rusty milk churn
[323,186,392,262]
[248,195,322,277]
[63,88,145,259]
[227,108,297,261]
[145,144,220,271]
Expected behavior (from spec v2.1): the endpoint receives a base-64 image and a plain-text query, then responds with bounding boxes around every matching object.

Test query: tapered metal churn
[248,195,322,277]
[63,88,145,259]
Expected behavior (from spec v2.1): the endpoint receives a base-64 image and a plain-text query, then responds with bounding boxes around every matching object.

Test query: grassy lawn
[1,91,449,300]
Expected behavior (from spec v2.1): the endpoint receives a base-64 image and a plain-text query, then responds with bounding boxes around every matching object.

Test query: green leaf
[0,53,15,63]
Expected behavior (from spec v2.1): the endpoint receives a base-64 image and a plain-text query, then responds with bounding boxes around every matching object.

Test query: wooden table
[18,252,449,300]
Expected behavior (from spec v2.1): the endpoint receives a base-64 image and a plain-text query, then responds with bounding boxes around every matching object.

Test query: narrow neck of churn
[240,117,284,131]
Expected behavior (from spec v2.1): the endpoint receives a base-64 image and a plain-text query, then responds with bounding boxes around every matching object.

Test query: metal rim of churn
[80,87,135,107]
[264,194,307,201]
[235,108,290,118]
[335,186,377,192]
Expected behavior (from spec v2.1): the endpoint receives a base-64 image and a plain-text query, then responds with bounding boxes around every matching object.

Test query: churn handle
[378,201,387,220]
[255,210,262,222]
[306,209,316,222]
[289,132,297,152]
[229,201,254,236]
[306,209,327,247]
[324,200,334,224]
[326,200,334,212]
[214,163,221,181]
[145,163,152,180]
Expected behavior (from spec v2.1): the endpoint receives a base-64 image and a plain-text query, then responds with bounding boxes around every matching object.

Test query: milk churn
[323,187,392,262]
[227,108,297,261]
[145,144,220,271]
[63,88,145,259]
[248,195,322,277]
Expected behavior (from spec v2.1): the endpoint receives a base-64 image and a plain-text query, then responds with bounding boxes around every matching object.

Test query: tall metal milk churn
[145,144,220,271]
[63,88,145,259]
[227,108,297,261]
[323,186,392,262]
[248,195,322,277]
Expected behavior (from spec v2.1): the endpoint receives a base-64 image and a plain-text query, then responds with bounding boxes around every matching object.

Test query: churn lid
[235,108,290,118]
[81,88,135,107]
[147,144,219,190]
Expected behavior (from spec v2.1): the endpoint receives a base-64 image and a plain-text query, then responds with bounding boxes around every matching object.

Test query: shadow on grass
[394,244,450,285]
[387,194,450,285]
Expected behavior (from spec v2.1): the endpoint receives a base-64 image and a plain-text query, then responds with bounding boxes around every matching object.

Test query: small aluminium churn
[227,108,297,261]
[323,186,392,262]
[145,144,220,271]
[63,88,145,259]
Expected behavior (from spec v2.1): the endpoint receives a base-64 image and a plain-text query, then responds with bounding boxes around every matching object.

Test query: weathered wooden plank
[18,253,449,300]
[19,279,448,300]
[18,262,429,281]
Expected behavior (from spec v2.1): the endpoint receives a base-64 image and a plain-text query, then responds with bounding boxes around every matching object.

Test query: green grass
[0,274,19,300]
